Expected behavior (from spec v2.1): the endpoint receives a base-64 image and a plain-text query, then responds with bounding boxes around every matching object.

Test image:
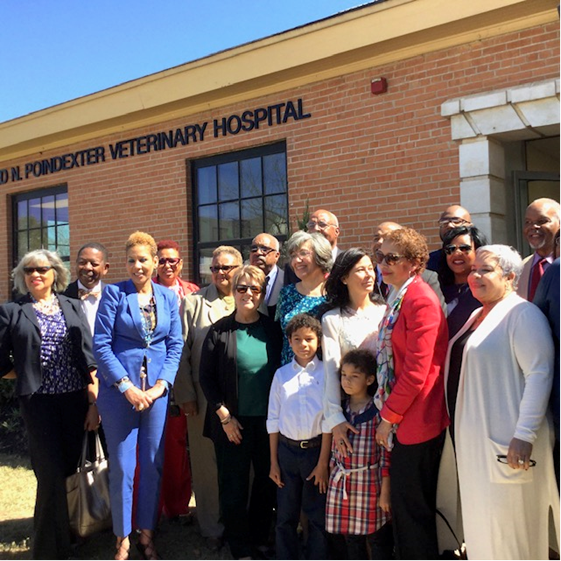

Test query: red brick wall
[0,22,558,296]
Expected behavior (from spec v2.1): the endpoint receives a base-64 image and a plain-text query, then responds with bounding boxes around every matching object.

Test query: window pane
[199,205,218,242]
[55,193,69,223]
[263,153,286,195]
[199,247,215,286]
[241,198,263,238]
[29,198,41,228]
[265,195,288,236]
[218,162,239,201]
[18,231,28,256]
[240,244,252,264]
[17,200,28,231]
[240,158,262,198]
[29,229,41,251]
[198,167,217,205]
[219,202,240,240]
[42,195,55,228]
[57,224,70,251]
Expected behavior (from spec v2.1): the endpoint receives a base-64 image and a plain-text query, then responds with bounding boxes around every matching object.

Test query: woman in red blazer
[373,227,449,560]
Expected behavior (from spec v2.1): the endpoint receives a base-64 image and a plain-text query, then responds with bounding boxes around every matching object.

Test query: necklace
[31,293,59,315]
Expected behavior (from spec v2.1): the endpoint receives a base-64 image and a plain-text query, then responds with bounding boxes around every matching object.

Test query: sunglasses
[23,266,52,275]
[374,251,403,266]
[235,284,262,294]
[250,244,275,255]
[444,244,472,256]
[158,257,181,266]
[210,265,238,274]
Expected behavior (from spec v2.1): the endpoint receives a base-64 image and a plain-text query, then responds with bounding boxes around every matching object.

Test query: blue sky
[0,1,367,123]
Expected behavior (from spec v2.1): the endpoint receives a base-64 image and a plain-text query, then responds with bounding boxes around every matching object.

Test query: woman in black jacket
[199,265,282,560]
[0,249,97,560]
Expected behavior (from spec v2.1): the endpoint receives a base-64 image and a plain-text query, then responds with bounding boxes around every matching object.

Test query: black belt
[279,434,322,449]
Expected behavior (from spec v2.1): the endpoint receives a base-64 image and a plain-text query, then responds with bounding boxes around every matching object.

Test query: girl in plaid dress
[325,349,393,559]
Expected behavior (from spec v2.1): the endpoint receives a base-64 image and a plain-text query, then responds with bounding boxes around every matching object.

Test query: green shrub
[0,379,27,456]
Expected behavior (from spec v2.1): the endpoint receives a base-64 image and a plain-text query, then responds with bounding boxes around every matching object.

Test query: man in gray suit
[517,198,560,302]
[249,233,284,317]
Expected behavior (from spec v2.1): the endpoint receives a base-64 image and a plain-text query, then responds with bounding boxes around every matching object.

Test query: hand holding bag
[66,430,112,537]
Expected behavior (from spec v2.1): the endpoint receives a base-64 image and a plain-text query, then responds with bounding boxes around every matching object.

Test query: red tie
[528,258,546,302]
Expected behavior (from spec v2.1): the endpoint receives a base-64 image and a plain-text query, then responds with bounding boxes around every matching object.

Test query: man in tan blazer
[174,246,243,550]
[517,198,560,302]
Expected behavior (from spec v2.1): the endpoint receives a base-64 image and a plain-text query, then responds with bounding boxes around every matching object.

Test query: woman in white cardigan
[442,245,559,560]
[321,248,386,453]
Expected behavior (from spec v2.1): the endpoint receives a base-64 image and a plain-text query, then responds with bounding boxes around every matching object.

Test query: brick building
[0,0,558,297]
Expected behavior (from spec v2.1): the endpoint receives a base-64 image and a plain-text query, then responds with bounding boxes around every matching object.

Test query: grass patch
[0,453,234,559]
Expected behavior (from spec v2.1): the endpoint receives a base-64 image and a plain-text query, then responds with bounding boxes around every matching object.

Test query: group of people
[0,199,558,561]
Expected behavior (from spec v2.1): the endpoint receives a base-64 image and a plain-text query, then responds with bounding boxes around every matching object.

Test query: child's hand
[306,463,329,494]
[379,477,391,513]
[269,463,284,488]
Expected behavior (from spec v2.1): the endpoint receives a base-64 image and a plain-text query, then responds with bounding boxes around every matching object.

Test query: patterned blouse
[35,308,84,394]
[325,399,391,535]
[275,283,326,365]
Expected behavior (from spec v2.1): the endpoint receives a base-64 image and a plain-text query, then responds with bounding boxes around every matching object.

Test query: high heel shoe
[136,530,161,560]
[114,536,130,560]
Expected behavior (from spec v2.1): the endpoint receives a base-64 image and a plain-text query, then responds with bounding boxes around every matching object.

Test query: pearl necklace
[31,293,60,315]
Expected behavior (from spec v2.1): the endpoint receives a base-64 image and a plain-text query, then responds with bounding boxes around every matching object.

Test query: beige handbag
[66,431,112,537]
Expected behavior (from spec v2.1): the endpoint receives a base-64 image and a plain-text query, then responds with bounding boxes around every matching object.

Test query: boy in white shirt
[267,313,331,560]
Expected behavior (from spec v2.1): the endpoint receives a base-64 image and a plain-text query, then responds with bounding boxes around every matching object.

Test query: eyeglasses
[23,266,52,275]
[210,265,239,274]
[250,244,276,255]
[444,244,472,256]
[235,284,262,294]
[496,455,536,467]
[374,250,403,266]
[290,249,313,260]
[158,257,181,266]
[307,220,334,230]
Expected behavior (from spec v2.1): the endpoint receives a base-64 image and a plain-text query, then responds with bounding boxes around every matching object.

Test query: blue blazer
[94,280,184,388]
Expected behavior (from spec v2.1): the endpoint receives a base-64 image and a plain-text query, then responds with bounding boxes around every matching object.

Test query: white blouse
[322,304,386,430]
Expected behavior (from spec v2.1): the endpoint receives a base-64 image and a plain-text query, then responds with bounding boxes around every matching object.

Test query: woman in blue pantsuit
[94,231,183,560]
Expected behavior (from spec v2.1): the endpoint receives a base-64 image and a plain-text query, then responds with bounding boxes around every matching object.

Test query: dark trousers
[276,439,328,560]
[214,416,275,559]
[19,390,88,560]
[390,431,445,560]
[344,522,394,560]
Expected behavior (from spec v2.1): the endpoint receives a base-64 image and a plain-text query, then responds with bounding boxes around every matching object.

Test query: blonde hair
[232,265,266,290]
[126,231,157,257]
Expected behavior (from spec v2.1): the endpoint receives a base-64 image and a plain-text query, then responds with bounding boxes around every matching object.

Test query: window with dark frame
[12,185,70,268]
[192,142,288,286]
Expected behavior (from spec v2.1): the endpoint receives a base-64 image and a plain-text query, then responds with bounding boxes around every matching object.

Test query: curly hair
[384,227,429,275]
[12,249,70,295]
[324,248,384,310]
[126,231,158,257]
[285,313,322,340]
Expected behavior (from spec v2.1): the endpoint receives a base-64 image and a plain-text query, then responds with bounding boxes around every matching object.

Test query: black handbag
[66,430,112,537]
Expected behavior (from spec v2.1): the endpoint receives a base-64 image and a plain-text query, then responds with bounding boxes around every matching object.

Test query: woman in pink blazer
[373,227,449,560]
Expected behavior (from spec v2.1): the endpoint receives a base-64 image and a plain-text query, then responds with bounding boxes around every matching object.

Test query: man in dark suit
[249,233,284,317]
[64,242,110,335]
[534,253,560,487]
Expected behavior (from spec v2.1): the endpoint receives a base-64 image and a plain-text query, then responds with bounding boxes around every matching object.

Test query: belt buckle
[299,440,309,449]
